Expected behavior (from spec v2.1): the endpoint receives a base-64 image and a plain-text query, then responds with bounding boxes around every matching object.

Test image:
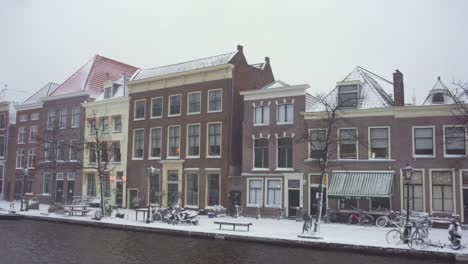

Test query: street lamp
[20,168,29,211]
[402,164,414,243]
[146,165,156,223]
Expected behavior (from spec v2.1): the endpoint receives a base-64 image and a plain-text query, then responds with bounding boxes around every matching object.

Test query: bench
[214,221,252,231]
[66,209,91,216]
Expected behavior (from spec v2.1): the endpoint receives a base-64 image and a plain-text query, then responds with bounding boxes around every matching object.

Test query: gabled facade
[126,45,274,209]
[82,77,130,207]
[0,101,16,200]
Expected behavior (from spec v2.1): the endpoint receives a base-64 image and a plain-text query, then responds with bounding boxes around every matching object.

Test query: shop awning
[328,171,394,199]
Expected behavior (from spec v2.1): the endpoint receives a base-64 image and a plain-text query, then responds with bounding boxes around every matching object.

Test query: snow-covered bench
[214,221,252,231]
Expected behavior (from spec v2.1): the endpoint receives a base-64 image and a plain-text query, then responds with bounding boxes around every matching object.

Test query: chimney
[237,45,243,52]
[393,69,405,106]
[264,57,270,63]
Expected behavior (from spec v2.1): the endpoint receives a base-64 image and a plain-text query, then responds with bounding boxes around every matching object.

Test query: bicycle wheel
[376,216,388,228]
[362,215,374,226]
[408,237,425,250]
[348,215,356,225]
[386,229,402,244]
[152,213,162,222]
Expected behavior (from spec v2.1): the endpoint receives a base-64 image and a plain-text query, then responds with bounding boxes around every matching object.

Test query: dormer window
[432,93,444,104]
[104,87,112,99]
[338,84,359,107]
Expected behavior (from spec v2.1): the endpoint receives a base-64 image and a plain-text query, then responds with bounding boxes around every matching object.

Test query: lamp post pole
[402,164,414,244]
[20,168,28,211]
[146,166,155,223]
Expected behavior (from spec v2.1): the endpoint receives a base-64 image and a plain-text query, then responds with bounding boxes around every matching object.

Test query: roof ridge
[51,56,97,95]
[143,51,237,71]
[357,68,393,106]
[83,55,99,91]
[22,82,59,104]
[356,66,393,85]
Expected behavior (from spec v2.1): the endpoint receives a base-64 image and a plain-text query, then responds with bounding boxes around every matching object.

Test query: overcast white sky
[1,0,467,103]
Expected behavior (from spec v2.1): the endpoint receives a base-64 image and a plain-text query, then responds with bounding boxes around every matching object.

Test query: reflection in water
[0,220,453,264]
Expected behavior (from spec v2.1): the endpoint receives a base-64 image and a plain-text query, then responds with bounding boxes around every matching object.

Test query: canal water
[0,220,453,264]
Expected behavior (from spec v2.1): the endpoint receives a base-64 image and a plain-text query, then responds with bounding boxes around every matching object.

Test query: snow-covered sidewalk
[1,200,466,256]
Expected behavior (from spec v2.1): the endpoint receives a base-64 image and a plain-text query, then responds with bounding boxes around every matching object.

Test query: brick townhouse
[126,45,274,210]
[8,55,137,203]
[237,66,468,222]
[0,100,17,200]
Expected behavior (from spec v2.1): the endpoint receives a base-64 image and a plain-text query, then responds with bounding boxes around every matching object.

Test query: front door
[228,191,241,216]
[56,180,63,203]
[287,179,301,217]
[464,189,468,224]
[116,181,123,207]
[14,180,22,200]
[67,181,74,203]
[310,187,327,217]
[128,189,139,209]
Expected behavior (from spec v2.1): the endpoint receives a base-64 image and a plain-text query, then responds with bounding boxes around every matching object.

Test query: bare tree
[451,81,468,135]
[84,110,117,216]
[300,93,367,236]
[37,118,82,206]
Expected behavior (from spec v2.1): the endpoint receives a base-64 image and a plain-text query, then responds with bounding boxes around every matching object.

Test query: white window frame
[337,84,360,108]
[150,96,163,119]
[247,178,264,207]
[43,173,51,195]
[57,140,66,161]
[56,172,64,180]
[276,137,293,171]
[59,109,67,129]
[168,94,182,117]
[205,172,221,208]
[368,126,391,160]
[399,168,425,213]
[27,149,36,169]
[0,113,5,130]
[253,105,270,126]
[265,178,283,208]
[101,116,109,133]
[412,126,436,158]
[252,137,269,170]
[112,115,122,133]
[0,135,5,158]
[69,139,79,161]
[149,127,162,160]
[187,91,201,115]
[184,172,199,208]
[308,128,327,160]
[337,127,358,160]
[29,126,38,143]
[19,114,27,122]
[207,89,223,113]
[429,168,456,215]
[443,125,467,158]
[16,149,25,169]
[133,99,146,120]
[206,122,222,158]
[186,123,201,159]
[71,107,80,128]
[18,127,26,144]
[30,112,39,121]
[167,125,181,159]
[132,128,145,160]
[276,102,294,125]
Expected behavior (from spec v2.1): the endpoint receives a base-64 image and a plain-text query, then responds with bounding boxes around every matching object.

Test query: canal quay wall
[17,214,465,263]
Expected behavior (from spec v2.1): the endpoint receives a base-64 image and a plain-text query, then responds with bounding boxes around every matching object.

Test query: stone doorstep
[20,214,456,262]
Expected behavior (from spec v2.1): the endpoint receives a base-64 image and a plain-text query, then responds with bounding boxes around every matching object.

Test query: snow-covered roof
[422,77,456,105]
[309,66,394,112]
[22,82,59,105]
[261,80,290,89]
[132,52,237,81]
[50,55,138,98]
[250,62,265,70]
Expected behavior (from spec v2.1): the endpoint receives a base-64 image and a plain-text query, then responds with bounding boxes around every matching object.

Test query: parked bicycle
[302,213,313,234]
[348,209,374,226]
[376,210,403,228]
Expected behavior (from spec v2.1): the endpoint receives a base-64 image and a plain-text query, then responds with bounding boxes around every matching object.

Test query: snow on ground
[0,200,466,255]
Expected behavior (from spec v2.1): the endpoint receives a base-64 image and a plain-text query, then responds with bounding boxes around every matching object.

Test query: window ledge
[253,124,269,127]
[133,118,145,121]
[207,110,222,114]
[112,131,122,134]
[265,205,282,208]
[131,158,144,161]
[168,114,181,118]
[185,205,199,209]
[412,155,435,159]
[186,156,200,159]
[187,112,201,115]
[150,116,163,119]
[148,157,161,160]
[251,168,269,172]
[167,156,181,160]
[246,205,262,208]
[206,156,221,159]
[444,155,466,158]
[275,168,294,172]
[25,193,34,195]
[276,122,293,126]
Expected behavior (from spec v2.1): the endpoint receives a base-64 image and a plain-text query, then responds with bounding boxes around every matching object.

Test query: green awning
[328,171,394,199]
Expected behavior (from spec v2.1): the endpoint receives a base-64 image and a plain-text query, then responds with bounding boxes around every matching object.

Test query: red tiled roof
[51,55,138,97]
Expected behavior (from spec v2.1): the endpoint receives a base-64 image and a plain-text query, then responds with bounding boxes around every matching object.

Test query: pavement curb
[20,215,460,262]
